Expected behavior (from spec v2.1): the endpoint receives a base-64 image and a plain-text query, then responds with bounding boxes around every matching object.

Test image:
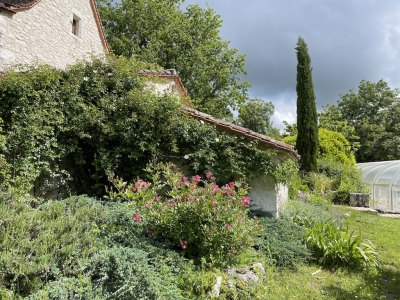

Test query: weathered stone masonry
[0,0,106,72]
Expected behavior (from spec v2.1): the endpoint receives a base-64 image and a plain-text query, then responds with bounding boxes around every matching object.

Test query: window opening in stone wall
[72,14,81,37]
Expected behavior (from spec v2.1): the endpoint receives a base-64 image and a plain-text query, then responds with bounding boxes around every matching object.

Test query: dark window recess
[72,18,77,35]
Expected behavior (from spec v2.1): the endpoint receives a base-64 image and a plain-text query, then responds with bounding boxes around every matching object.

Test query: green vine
[0,56,276,198]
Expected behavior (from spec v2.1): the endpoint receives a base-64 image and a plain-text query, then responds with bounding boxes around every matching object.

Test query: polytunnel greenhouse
[357,160,400,213]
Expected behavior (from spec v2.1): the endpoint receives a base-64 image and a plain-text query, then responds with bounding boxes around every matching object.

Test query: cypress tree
[295,37,318,172]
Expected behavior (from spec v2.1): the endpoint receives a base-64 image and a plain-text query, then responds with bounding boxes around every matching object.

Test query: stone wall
[248,175,288,218]
[145,78,182,97]
[0,0,105,72]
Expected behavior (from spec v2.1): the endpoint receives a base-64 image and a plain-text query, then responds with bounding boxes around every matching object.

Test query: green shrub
[305,220,378,269]
[273,160,308,200]
[0,57,275,199]
[0,195,104,297]
[283,128,356,165]
[87,247,184,300]
[283,199,338,230]
[318,159,369,204]
[306,172,334,194]
[91,200,193,300]
[252,212,312,269]
[107,162,261,267]
[27,276,104,300]
[284,200,378,269]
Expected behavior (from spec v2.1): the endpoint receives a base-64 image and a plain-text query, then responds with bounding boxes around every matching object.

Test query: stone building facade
[141,69,298,217]
[0,0,108,72]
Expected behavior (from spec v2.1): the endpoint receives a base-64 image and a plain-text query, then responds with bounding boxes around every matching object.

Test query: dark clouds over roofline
[183,0,400,127]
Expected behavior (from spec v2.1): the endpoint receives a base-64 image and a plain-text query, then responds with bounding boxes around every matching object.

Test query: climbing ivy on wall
[0,56,276,199]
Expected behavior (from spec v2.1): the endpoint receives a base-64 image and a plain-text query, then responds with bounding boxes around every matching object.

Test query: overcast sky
[183,0,400,128]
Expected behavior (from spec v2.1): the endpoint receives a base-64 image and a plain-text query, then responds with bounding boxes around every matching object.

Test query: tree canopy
[283,128,356,166]
[332,79,400,162]
[237,98,275,136]
[97,0,250,119]
[295,37,318,172]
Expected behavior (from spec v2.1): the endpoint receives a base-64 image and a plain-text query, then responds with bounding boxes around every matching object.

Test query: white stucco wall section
[248,176,288,218]
[0,0,105,72]
[146,79,180,97]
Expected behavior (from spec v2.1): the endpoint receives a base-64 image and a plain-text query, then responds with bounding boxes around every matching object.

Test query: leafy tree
[238,98,275,135]
[337,79,400,162]
[295,37,318,172]
[283,128,356,166]
[97,0,250,118]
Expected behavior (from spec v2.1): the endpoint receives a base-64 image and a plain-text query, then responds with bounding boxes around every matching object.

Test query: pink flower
[226,224,233,230]
[133,179,149,192]
[231,253,235,258]
[229,182,235,189]
[192,175,202,182]
[213,185,221,193]
[206,172,213,179]
[132,210,142,223]
[180,240,188,250]
[155,196,161,201]
[169,202,174,207]
[144,202,153,210]
[242,196,251,206]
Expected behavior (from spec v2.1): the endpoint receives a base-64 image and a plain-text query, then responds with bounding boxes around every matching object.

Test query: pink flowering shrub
[107,163,261,267]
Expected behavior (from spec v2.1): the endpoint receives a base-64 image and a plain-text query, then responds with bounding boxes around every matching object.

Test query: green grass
[257,206,400,300]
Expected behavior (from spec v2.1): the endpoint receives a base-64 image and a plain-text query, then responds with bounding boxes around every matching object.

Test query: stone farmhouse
[140,69,298,217]
[0,0,108,72]
[0,0,298,217]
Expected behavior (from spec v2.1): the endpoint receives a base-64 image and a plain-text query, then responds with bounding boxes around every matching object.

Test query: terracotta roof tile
[141,69,298,159]
[139,69,177,76]
[182,107,299,159]
[0,0,39,9]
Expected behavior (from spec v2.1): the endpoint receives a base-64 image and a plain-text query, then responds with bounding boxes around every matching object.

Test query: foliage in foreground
[252,211,312,269]
[107,162,261,267]
[305,220,378,269]
[284,200,379,270]
[0,196,105,298]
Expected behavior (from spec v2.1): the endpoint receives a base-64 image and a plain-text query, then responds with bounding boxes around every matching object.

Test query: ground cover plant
[0,196,105,298]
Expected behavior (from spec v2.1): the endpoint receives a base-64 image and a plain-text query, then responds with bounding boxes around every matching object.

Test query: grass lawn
[261,206,400,300]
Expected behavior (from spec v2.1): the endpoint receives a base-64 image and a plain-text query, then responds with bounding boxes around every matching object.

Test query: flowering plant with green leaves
[107,162,261,267]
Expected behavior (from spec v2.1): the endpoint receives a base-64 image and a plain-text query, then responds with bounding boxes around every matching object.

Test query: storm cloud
[183,0,400,127]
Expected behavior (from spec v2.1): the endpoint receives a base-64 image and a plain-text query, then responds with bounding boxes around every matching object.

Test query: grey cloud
[184,0,400,106]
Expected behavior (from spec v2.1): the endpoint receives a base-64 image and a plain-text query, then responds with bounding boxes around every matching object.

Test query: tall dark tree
[295,37,318,172]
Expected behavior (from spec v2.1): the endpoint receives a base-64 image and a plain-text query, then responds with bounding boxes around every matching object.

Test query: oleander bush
[107,162,261,267]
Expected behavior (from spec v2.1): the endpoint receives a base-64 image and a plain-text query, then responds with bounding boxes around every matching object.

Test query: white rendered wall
[0,0,105,72]
[145,78,183,97]
[248,175,288,218]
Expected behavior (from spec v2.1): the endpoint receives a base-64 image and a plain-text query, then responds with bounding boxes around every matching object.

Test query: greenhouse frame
[357,160,400,213]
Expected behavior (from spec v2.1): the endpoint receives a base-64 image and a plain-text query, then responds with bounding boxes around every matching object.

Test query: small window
[72,14,81,37]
